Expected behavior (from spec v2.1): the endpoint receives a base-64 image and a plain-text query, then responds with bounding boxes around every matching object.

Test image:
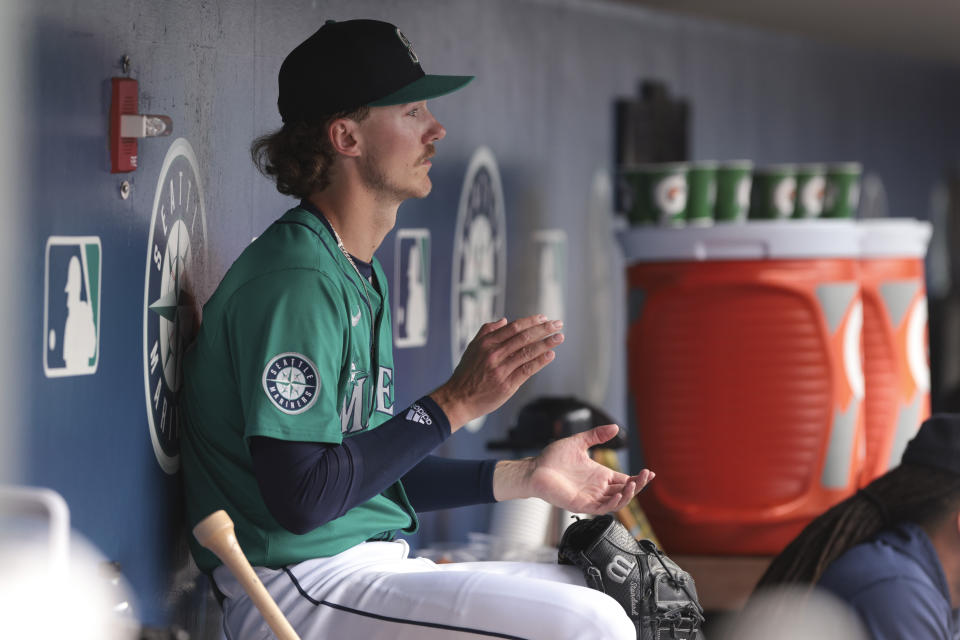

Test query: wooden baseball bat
[193,510,301,640]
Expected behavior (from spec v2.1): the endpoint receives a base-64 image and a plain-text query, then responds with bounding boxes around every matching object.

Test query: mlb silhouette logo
[394,229,430,348]
[43,236,102,377]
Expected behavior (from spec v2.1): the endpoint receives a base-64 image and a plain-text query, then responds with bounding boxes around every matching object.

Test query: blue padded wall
[9,0,960,629]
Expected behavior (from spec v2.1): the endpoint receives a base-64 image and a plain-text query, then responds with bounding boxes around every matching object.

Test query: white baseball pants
[213,539,635,639]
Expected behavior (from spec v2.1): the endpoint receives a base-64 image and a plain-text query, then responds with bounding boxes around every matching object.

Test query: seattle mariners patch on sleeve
[262,352,320,414]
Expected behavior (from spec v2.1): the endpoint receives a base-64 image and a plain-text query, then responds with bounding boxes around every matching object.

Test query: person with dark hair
[754,414,960,638]
[180,18,653,640]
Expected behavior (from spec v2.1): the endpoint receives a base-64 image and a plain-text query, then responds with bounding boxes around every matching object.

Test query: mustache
[420,145,436,164]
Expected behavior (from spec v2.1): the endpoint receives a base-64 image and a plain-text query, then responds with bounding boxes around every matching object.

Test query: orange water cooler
[859,219,932,484]
[619,221,865,555]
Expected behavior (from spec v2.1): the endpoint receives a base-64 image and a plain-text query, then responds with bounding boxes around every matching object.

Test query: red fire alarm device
[110,78,139,173]
[109,78,173,173]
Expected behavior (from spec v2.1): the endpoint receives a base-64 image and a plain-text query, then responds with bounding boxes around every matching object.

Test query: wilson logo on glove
[606,555,635,584]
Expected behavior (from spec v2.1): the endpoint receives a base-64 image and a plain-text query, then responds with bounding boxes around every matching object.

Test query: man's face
[356,101,446,203]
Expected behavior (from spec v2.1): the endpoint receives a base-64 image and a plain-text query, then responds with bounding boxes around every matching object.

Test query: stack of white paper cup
[489,497,553,560]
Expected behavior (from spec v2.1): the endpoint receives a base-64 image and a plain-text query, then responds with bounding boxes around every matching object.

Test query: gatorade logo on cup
[655,174,688,221]
[736,176,751,210]
[801,176,826,217]
[773,177,798,219]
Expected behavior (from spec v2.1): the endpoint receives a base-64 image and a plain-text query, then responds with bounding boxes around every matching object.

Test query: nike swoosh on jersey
[351,308,362,326]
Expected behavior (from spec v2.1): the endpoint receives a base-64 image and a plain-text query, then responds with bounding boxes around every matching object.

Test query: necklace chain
[328,223,369,288]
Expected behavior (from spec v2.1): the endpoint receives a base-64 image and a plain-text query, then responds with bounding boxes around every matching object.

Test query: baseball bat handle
[193,510,301,640]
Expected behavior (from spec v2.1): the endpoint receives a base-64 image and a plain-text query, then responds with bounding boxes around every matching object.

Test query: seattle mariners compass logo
[262,353,319,414]
[143,137,207,474]
[452,147,506,432]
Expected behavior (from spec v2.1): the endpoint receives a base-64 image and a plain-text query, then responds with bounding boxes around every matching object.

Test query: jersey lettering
[340,375,367,433]
[376,367,394,415]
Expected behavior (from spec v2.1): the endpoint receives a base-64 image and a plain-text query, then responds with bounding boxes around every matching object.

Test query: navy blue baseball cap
[901,414,960,475]
[278,19,474,124]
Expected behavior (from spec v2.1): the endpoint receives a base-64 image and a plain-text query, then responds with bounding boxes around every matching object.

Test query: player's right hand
[429,315,563,432]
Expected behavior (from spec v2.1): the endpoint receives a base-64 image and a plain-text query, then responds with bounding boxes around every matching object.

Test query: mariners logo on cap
[262,352,320,414]
[395,28,419,63]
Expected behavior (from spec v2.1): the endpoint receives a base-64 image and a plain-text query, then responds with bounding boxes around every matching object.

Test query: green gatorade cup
[793,164,827,219]
[623,163,689,227]
[823,162,862,219]
[714,160,753,223]
[749,164,797,220]
[686,162,718,226]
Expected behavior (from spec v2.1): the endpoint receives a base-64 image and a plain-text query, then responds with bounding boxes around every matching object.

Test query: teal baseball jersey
[181,206,416,573]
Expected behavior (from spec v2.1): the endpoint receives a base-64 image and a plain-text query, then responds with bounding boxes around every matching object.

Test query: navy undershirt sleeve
[401,455,497,512]
[250,396,494,534]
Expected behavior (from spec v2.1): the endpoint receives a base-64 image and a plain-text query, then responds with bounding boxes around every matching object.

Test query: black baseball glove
[558,515,704,640]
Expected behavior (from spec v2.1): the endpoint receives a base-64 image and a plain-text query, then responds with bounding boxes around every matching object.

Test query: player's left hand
[496,424,654,514]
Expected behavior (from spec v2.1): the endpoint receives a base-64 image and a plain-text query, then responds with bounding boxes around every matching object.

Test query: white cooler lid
[616,220,863,263]
[859,218,933,259]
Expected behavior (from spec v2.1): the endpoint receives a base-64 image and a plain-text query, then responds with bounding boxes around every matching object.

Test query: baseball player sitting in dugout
[754,414,960,639]
[180,18,654,640]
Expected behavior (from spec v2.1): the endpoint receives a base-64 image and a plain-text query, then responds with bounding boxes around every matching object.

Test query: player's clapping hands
[494,424,655,514]
[430,315,564,431]
[428,314,653,514]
